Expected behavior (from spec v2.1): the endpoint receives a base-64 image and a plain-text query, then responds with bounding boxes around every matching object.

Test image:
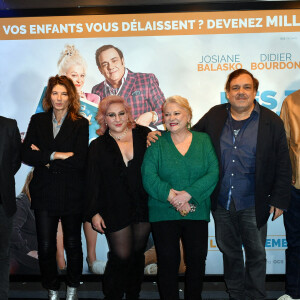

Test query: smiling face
[50,84,69,115]
[105,102,128,135]
[164,102,190,134]
[226,73,256,115]
[65,64,86,93]
[98,48,125,89]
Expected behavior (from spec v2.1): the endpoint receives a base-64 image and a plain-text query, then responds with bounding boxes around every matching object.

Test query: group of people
[0,61,299,300]
[34,43,166,275]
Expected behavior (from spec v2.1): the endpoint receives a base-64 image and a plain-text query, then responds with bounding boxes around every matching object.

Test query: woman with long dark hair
[22,75,89,300]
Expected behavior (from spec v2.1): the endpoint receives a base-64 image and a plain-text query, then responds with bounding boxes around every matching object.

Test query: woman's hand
[167,189,177,202]
[169,189,192,210]
[92,213,106,234]
[179,202,191,216]
[146,131,161,147]
[31,144,40,151]
[80,91,87,101]
[53,152,74,160]
[31,144,73,161]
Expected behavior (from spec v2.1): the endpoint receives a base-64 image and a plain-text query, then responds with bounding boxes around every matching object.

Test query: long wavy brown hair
[43,75,81,121]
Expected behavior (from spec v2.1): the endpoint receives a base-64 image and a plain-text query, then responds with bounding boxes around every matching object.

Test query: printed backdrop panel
[1,9,299,274]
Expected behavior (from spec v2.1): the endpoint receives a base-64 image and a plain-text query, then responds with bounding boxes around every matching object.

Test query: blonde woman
[57,44,99,104]
[142,96,219,300]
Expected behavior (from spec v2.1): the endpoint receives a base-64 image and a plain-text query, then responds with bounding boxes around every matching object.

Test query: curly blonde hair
[57,44,87,75]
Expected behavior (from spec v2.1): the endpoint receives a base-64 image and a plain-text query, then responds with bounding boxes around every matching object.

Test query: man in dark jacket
[193,69,291,300]
[0,116,21,299]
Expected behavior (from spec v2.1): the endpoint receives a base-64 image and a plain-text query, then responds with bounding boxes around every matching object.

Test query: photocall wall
[1,8,299,275]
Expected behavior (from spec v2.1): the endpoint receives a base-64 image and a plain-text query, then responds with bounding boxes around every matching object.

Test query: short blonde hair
[163,95,192,122]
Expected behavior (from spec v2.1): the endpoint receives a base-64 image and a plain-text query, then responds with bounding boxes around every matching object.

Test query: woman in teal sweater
[142,95,219,300]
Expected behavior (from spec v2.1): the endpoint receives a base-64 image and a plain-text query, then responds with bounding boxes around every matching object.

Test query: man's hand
[92,213,106,234]
[269,206,284,221]
[147,131,161,147]
[135,112,153,127]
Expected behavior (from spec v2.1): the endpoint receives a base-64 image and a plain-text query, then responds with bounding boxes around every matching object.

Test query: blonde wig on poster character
[57,44,87,75]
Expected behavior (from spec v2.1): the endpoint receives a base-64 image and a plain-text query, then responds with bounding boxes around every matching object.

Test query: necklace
[109,127,128,141]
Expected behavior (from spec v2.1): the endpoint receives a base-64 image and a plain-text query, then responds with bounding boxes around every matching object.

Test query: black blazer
[22,111,89,215]
[193,103,292,228]
[85,125,150,233]
[0,116,21,217]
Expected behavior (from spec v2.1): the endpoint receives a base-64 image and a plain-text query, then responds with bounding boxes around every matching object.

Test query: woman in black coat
[22,75,89,300]
[85,95,151,300]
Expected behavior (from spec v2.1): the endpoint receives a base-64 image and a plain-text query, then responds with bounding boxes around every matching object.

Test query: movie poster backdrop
[1,8,299,274]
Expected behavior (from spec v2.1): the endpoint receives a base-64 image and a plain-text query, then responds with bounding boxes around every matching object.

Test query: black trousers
[35,211,83,290]
[151,220,208,300]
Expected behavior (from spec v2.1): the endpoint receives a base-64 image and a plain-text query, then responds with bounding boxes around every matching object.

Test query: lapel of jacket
[214,105,229,162]
[43,111,55,144]
[102,82,110,98]
[103,130,127,171]
[118,70,136,100]
[0,117,5,163]
[132,126,141,163]
[255,105,270,178]
[53,113,75,147]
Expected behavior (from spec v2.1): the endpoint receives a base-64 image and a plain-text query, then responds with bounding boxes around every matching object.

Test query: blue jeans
[213,203,267,300]
[284,186,300,298]
[0,205,13,300]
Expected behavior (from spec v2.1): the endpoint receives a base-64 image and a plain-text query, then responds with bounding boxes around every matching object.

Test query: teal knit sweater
[142,131,219,222]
